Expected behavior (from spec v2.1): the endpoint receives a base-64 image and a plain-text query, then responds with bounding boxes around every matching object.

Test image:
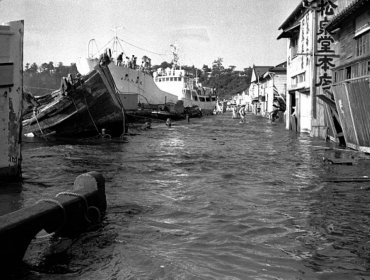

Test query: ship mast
[170,43,180,70]
[111,26,123,59]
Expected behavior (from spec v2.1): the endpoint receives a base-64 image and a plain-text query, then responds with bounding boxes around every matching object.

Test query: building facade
[278,0,338,136]
[326,0,370,152]
[249,66,273,115]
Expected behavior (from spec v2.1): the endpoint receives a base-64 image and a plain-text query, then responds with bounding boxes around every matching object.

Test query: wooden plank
[346,79,370,148]
[322,156,354,165]
[323,177,370,183]
[344,82,360,147]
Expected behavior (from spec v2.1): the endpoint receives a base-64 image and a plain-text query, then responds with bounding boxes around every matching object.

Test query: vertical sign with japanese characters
[315,0,337,87]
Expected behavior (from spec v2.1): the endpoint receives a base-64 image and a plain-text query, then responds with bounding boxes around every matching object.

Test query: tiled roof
[326,0,370,31]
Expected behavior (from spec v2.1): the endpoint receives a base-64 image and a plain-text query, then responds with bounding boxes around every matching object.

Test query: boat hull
[78,59,178,107]
[23,66,125,138]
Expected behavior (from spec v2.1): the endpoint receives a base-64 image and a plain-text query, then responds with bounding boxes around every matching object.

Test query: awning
[277,23,300,39]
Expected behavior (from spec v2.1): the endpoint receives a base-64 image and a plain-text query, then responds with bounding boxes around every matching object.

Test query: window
[290,33,299,58]
[170,77,173,81]
[346,66,351,79]
[352,63,359,77]
[298,72,305,83]
[356,31,370,57]
[359,61,367,76]
[291,76,297,86]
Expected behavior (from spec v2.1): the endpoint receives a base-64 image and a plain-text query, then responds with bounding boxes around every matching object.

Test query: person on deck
[117,52,123,66]
[133,56,137,69]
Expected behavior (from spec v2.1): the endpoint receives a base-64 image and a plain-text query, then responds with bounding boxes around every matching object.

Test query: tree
[202,64,211,73]
[40,62,49,73]
[47,61,54,72]
[212,57,224,74]
[228,65,236,72]
[28,62,38,74]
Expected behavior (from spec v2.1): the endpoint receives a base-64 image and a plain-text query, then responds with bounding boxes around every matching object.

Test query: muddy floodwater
[2,112,370,280]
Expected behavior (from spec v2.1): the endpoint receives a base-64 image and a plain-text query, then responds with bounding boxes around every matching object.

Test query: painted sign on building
[315,0,337,87]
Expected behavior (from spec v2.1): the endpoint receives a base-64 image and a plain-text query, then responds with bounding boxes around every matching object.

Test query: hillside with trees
[24,57,252,99]
[24,62,79,96]
[152,57,252,100]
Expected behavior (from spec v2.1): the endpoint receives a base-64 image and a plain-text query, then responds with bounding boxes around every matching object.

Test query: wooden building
[326,0,370,152]
[0,21,24,179]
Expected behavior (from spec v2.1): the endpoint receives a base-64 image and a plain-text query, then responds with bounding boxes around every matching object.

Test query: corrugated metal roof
[326,0,370,31]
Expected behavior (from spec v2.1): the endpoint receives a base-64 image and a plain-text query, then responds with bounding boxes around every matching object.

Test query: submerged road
[2,112,370,279]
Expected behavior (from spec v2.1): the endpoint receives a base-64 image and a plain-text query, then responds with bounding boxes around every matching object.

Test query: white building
[278,0,338,137]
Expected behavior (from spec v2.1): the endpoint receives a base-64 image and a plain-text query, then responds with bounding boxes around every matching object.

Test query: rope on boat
[83,93,101,135]
[56,191,101,224]
[70,96,79,112]
[33,109,45,137]
[34,198,67,239]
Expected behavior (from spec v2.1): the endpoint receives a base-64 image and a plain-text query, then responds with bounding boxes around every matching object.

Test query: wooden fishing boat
[22,64,127,138]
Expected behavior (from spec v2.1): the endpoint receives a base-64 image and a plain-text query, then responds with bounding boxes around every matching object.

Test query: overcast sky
[0,0,299,69]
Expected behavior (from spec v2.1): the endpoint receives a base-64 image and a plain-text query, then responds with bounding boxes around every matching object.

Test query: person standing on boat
[117,52,123,66]
[133,56,137,69]
[130,55,134,69]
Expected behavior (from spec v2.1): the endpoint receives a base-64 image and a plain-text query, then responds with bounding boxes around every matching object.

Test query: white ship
[77,36,179,114]
[153,44,217,115]
[77,36,217,116]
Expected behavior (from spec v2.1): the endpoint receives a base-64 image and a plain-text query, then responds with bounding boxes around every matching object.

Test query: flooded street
[3,112,370,279]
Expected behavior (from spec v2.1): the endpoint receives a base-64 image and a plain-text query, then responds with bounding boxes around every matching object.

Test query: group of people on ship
[99,48,152,73]
[116,52,151,71]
